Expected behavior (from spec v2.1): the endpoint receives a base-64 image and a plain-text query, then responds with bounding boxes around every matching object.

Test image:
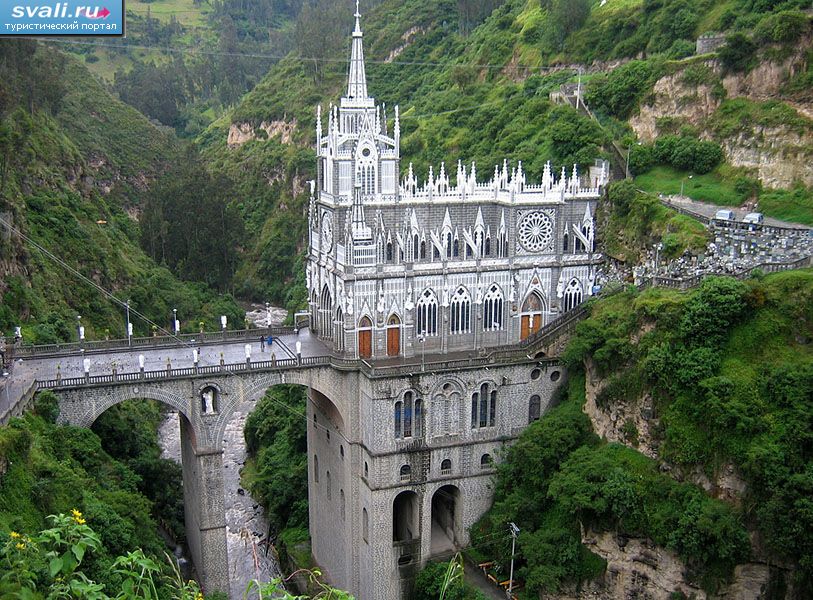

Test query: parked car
[715,209,736,221]
[743,212,764,225]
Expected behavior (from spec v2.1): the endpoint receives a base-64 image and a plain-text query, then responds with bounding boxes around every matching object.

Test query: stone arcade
[38,5,609,599]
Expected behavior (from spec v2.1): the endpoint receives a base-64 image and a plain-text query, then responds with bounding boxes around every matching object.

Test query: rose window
[518,212,553,252]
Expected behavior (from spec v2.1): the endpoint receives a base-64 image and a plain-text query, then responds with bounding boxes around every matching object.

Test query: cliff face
[572,354,796,600]
[630,48,813,189]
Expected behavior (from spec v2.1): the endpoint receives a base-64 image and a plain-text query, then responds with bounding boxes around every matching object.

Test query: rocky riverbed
[157,410,282,599]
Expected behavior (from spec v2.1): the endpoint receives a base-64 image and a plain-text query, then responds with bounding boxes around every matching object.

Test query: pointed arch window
[319,286,333,340]
[483,284,504,331]
[563,279,584,312]
[471,382,497,429]
[416,289,438,336]
[413,235,419,260]
[500,233,508,257]
[395,391,422,439]
[450,287,471,334]
[529,395,541,423]
[420,240,426,260]
[485,236,491,256]
[446,233,452,258]
[453,238,460,258]
[386,241,393,262]
[563,232,569,254]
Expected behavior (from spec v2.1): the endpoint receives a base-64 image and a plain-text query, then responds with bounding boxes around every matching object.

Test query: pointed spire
[346,0,369,101]
[316,104,322,142]
[394,105,400,141]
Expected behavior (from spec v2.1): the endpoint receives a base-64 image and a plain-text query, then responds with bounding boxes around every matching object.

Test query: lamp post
[507,522,520,599]
[173,308,179,335]
[76,315,84,342]
[655,242,663,275]
[680,174,693,197]
[125,300,132,347]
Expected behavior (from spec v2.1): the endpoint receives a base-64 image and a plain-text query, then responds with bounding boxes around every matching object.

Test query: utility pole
[507,522,520,599]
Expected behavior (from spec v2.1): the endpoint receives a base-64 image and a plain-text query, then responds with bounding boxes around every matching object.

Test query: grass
[126,0,209,27]
[635,166,740,206]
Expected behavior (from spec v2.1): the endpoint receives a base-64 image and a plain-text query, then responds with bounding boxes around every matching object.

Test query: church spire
[346,0,369,101]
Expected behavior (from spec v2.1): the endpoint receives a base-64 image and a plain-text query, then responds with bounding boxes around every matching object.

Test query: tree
[547,0,590,50]
[718,33,758,73]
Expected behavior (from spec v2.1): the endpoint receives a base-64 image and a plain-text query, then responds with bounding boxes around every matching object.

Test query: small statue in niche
[201,387,218,414]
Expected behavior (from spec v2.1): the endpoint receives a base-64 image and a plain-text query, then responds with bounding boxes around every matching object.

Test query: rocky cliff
[630,48,812,189]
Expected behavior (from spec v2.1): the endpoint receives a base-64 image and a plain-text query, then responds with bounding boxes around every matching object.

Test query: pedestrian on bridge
[260,335,266,352]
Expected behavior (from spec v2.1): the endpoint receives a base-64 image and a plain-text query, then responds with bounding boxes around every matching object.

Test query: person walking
[260,335,266,352]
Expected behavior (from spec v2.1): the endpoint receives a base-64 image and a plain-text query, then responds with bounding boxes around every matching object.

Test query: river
[155,302,288,598]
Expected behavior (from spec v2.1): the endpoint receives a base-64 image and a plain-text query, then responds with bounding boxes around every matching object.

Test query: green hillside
[471,270,813,595]
[198,0,812,307]
[0,42,242,343]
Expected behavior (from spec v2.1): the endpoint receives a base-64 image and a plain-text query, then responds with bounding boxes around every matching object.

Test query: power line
[35,37,581,73]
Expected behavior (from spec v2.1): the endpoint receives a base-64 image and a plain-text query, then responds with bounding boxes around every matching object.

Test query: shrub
[754,11,809,45]
[718,33,758,73]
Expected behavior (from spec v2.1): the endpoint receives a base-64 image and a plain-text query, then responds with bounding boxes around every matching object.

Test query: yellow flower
[9,531,20,539]
[15,542,25,550]
[71,509,86,525]
[195,593,204,600]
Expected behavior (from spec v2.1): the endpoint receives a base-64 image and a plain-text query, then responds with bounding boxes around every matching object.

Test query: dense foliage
[470,371,749,594]
[92,400,185,543]
[243,386,309,536]
[561,271,813,589]
[0,411,174,592]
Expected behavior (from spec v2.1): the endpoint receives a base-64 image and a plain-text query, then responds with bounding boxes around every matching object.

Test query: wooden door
[387,326,400,356]
[521,315,531,341]
[359,329,372,358]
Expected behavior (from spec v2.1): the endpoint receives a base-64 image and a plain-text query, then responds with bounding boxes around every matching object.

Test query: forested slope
[471,270,813,598]
[197,0,812,308]
[0,42,243,343]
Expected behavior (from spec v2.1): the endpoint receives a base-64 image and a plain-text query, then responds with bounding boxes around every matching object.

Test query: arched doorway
[430,485,460,556]
[386,314,401,357]
[520,291,546,341]
[335,307,345,351]
[393,490,419,542]
[358,316,372,358]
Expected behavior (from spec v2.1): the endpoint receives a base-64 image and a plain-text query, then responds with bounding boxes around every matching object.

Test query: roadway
[0,330,332,419]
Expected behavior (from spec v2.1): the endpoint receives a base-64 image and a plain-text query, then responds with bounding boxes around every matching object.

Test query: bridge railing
[14,326,296,358]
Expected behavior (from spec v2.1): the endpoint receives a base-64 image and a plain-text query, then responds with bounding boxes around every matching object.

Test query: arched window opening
[335,307,345,351]
[363,508,369,543]
[400,464,411,481]
[529,395,541,423]
[413,235,419,260]
[420,240,426,259]
[485,236,491,256]
[326,470,331,500]
[453,239,459,258]
[319,285,333,340]
[563,279,584,312]
[364,461,369,479]
[563,232,569,254]
[433,246,440,261]
[440,459,452,475]
[340,489,345,521]
[466,244,472,259]
[386,242,393,262]
[450,287,471,334]
[394,401,402,437]
[395,392,421,439]
[200,386,219,414]
[501,233,508,257]
[480,453,493,469]
[393,491,418,543]
[416,289,438,336]
[472,383,497,429]
[483,284,504,331]
[431,485,460,555]
[414,399,423,438]
[446,233,452,258]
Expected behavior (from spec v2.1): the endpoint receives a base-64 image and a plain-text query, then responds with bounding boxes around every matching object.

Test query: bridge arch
[66,385,194,431]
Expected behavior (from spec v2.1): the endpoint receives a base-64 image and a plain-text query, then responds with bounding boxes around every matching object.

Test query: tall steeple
[346,0,369,102]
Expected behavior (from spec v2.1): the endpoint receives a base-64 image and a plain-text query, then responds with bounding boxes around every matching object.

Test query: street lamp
[125,300,132,346]
[418,335,425,372]
[173,308,179,335]
[76,315,84,342]
[507,522,520,599]
[655,242,663,275]
[680,174,693,197]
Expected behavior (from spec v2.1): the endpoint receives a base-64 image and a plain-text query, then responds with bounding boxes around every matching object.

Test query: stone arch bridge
[3,312,582,599]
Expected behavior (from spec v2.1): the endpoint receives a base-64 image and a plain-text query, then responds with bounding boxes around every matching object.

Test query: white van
[715,209,735,221]
[743,212,764,225]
